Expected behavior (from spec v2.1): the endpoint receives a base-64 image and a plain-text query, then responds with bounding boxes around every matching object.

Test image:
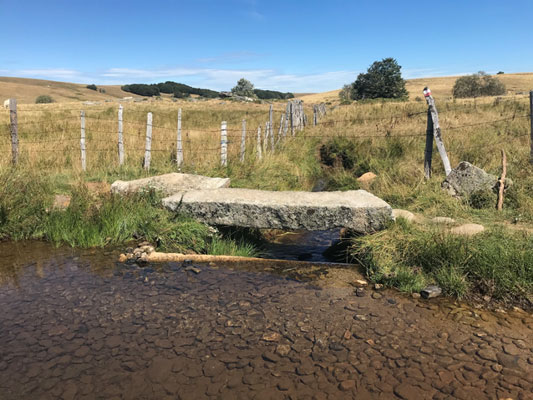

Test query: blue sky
[1,0,532,92]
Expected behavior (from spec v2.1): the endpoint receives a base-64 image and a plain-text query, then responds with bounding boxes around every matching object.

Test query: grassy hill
[0,77,140,104]
[300,72,533,103]
[1,72,532,105]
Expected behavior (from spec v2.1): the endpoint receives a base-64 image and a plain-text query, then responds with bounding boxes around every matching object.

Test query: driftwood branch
[497,149,507,211]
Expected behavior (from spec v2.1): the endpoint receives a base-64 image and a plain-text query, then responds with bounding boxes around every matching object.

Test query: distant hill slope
[0,77,140,104]
[1,73,532,104]
[299,72,533,103]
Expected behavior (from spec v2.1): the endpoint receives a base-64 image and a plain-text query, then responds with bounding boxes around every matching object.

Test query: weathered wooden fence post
[143,112,152,170]
[118,105,124,166]
[423,87,452,177]
[530,90,533,164]
[423,105,433,179]
[80,110,86,171]
[177,108,183,167]
[290,102,294,136]
[8,99,18,166]
[269,104,273,140]
[221,121,228,167]
[313,105,318,126]
[263,121,269,153]
[277,114,284,144]
[256,126,262,160]
[240,119,246,163]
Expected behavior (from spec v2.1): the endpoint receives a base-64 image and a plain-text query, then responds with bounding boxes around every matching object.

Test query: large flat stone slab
[111,173,230,196]
[162,188,392,232]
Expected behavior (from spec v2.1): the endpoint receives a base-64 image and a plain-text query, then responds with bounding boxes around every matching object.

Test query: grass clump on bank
[354,220,533,307]
[0,169,259,257]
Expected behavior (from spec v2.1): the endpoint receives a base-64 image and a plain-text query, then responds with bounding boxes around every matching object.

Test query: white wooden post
[424,87,451,176]
[80,110,86,171]
[8,99,18,166]
[221,121,227,167]
[256,126,262,160]
[143,112,152,170]
[177,108,183,167]
[118,105,124,166]
[240,119,246,163]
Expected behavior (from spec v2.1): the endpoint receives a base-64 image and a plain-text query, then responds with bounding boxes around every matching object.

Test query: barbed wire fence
[1,91,532,176]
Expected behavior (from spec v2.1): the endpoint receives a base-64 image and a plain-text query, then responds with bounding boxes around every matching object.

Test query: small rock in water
[411,293,421,299]
[374,283,383,290]
[262,332,281,342]
[275,344,291,356]
[420,285,442,299]
[354,279,368,287]
[371,292,382,300]
[184,266,201,274]
[118,253,128,263]
[355,288,366,297]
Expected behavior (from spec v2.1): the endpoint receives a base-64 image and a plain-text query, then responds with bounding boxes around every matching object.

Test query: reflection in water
[0,242,532,399]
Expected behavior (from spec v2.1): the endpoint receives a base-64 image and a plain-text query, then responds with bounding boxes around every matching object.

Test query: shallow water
[0,242,532,400]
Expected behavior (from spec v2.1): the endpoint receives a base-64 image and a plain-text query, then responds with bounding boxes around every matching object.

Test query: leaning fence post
[256,126,262,160]
[8,99,18,166]
[118,104,124,166]
[177,108,183,167]
[221,121,227,167]
[143,112,152,170]
[529,90,533,164]
[423,105,433,179]
[240,119,246,163]
[424,87,451,176]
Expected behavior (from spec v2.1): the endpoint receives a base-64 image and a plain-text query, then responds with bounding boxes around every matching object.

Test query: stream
[0,241,531,399]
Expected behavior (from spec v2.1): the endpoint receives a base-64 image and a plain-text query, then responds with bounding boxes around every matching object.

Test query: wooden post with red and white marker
[423,87,452,178]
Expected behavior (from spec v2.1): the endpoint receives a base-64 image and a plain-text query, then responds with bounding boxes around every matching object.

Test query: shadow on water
[0,241,532,399]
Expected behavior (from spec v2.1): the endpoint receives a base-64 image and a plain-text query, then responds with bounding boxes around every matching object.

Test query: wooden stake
[277,114,284,144]
[177,108,183,167]
[264,121,269,153]
[118,104,124,166]
[424,87,452,176]
[221,121,228,167]
[8,99,18,166]
[424,107,433,179]
[313,105,318,126]
[80,110,86,171]
[240,119,246,163]
[143,112,152,170]
[269,104,273,141]
[497,149,507,211]
[530,91,533,164]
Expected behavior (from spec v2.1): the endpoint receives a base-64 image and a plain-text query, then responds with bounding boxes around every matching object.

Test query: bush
[350,58,408,100]
[339,84,354,104]
[254,89,293,100]
[231,78,255,97]
[121,84,160,97]
[452,72,506,98]
[86,84,97,91]
[35,95,53,104]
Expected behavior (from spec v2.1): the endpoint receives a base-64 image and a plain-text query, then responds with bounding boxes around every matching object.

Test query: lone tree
[452,71,506,98]
[349,58,408,100]
[231,78,255,97]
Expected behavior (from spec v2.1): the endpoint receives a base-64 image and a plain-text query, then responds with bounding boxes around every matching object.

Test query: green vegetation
[354,222,533,306]
[452,72,506,98]
[0,169,258,256]
[346,58,408,101]
[231,78,255,98]
[121,83,160,97]
[254,89,294,100]
[35,95,53,104]
[86,84,98,91]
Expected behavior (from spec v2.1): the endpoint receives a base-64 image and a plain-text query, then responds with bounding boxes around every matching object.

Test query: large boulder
[442,161,510,198]
[111,173,230,196]
[162,188,392,233]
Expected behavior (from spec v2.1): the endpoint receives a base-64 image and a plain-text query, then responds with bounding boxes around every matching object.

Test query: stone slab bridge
[111,173,392,233]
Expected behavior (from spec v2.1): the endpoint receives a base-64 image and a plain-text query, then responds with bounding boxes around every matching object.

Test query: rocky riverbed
[0,242,532,399]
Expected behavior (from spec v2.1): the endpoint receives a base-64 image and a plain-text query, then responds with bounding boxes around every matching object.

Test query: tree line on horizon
[121,80,294,100]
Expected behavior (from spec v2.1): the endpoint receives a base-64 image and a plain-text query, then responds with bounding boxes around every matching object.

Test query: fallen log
[120,251,356,270]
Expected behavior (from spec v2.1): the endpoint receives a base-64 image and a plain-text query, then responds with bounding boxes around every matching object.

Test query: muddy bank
[0,242,532,399]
